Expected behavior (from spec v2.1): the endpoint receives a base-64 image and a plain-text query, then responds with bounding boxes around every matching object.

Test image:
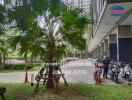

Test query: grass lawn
[0,83,45,100]
[0,83,132,100]
[70,84,132,100]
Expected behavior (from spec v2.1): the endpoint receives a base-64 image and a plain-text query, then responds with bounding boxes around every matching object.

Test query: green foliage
[4,64,32,70]
[0,0,88,62]
[61,9,87,50]
[31,0,48,14]
[55,45,66,61]
[4,63,41,70]
[0,4,7,35]
[66,48,74,57]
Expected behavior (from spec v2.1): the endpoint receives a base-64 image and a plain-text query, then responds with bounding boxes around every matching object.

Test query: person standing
[102,57,111,78]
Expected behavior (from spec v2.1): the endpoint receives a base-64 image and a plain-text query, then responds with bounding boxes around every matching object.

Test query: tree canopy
[0,0,88,61]
[0,0,92,89]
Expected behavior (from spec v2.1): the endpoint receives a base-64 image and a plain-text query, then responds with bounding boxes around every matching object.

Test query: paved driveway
[0,59,116,84]
[61,59,95,84]
[0,72,37,83]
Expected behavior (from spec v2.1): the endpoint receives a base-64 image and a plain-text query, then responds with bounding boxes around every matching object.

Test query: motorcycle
[121,64,132,81]
[109,64,120,83]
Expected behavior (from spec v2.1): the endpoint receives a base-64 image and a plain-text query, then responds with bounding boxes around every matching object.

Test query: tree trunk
[31,57,34,68]
[0,53,4,70]
[46,41,56,89]
[46,63,54,89]
[3,54,6,69]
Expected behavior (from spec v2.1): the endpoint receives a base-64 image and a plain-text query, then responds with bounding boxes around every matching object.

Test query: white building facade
[89,0,132,63]
[66,0,90,13]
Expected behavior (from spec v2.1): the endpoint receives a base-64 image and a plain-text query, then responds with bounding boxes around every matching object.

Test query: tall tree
[3,0,88,88]
[0,1,8,69]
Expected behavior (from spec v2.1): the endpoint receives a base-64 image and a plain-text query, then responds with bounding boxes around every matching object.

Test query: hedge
[4,63,41,70]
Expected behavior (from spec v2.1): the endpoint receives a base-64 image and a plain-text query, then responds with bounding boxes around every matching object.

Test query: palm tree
[3,0,89,89]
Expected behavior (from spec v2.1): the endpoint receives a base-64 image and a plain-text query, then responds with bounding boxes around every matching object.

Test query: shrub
[5,64,31,70]
[4,63,42,70]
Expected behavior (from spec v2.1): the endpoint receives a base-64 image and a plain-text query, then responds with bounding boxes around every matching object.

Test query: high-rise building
[66,0,90,13]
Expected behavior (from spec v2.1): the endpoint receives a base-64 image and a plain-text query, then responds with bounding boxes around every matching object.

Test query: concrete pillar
[104,39,109,56]
[92,48,97,59]
[95,48,98,58]
[96,46,99,58]
[109,34,117,61]
[98,45,100,56]
[97,44,102,59]
[117,25,132,62]
[101,42,105,56]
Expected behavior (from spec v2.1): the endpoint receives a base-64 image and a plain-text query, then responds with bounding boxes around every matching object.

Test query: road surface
[0,59,117,84]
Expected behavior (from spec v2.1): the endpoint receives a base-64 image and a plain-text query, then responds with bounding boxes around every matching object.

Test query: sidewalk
[61,59,116,85]
[0,59,127,85]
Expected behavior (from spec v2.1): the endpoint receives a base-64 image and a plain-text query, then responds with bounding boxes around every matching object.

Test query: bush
[4,63,42,70]
[4,64,38,70]
[5,64,29,70]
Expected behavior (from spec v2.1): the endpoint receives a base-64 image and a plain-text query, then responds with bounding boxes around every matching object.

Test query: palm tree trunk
[46,42,55,89]
[46,63,54,89]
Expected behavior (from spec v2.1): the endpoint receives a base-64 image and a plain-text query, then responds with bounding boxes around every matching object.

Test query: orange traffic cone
[95,70,101,85]
[24,70,29,83]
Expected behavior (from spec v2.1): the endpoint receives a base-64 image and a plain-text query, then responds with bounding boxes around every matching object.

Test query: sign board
[111,5,125,16]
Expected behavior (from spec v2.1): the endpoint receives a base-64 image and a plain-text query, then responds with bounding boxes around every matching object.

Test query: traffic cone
[24,70,29,83]
[95,70,101,85]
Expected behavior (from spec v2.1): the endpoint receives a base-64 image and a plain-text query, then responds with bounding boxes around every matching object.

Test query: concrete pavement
[0,59,117,85]
[61,59,95,84]
[61,59,116,85]
[0,72,37,83]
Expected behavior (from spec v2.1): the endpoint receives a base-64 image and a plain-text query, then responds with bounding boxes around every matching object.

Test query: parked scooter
[121,64,132,81]
[109,63,120,83]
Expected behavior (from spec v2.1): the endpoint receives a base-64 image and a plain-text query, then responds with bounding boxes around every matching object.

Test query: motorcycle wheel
[126,74,130,81]
[115,74,118,83]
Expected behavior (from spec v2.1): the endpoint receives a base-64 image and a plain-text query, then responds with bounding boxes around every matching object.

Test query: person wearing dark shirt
[102,57,110,78]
